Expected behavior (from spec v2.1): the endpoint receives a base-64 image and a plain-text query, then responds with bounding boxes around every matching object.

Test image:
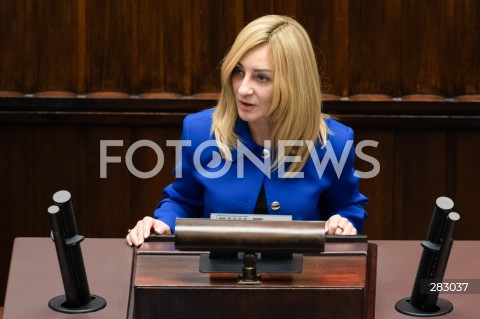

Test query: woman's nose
[238,78,253,96]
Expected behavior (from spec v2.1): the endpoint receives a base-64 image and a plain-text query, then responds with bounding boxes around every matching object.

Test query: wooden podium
[131,236,377,319]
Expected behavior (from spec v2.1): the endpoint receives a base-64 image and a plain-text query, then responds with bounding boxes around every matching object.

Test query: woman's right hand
[126,216,171,247]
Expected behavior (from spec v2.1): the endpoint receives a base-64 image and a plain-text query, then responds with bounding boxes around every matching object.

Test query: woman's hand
[126,216,171,246]
[325,214,357,235]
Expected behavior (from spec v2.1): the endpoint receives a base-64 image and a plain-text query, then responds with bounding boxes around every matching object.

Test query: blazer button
[262,149,270,159]
[271,201,281,210]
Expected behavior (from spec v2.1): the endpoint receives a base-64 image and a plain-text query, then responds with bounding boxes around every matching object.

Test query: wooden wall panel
[136,0,191,94]
[31,126,85,234]
[354,130,395,239]
[1,0,479,96]
[452,1,480,95]
[0,127,35,238]
[189,0,239,95]
[85,1,138,93]
[242,0,276,23]
[349,0,402,96]
[393,131,449,239]
[454,132,480,239]
[401,0,480,96]
[31,1,79,93]
[128,126,181,233]
[0,1,34,91]
[0,1,79,92]
[303,1,349,96]
[83,126,133,237]
[402,1,447,95]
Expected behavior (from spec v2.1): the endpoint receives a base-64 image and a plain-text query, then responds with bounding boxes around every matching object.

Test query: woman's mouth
[238,100,255,110]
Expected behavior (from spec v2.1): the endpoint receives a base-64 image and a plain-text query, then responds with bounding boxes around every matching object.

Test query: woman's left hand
[325,214,357,235]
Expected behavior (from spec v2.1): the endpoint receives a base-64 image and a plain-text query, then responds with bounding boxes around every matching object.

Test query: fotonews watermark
[100,139,380,179]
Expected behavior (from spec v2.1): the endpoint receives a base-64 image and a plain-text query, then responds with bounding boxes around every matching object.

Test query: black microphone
[395,196,459,317]
[48,190,107,313]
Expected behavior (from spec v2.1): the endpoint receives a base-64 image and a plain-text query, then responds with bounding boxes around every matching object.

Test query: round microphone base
[48,294,107,314]
[395,297,453,317]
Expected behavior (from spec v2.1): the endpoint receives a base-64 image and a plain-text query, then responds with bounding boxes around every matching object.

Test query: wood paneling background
[0,0,479,306]
[1,0,479,96]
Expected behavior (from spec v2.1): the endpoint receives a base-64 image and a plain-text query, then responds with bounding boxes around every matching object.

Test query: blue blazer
[155,109,368,232]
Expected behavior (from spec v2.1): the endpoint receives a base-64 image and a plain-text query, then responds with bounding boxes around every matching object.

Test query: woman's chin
[237,109,252,122]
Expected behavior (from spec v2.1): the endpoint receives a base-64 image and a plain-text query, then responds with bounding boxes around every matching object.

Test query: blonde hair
[212,15,329,172]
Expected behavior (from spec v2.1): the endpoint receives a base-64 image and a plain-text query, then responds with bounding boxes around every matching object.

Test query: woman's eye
[257,74,271,82]
[232,66,244,76]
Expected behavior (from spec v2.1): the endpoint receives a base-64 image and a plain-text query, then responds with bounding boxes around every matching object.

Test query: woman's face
[232,44,274,127]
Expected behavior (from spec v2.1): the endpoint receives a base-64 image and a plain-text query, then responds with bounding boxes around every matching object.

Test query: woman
[127,15,368,246]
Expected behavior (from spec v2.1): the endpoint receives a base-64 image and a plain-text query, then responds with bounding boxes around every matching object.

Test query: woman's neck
[248,121,270,146]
